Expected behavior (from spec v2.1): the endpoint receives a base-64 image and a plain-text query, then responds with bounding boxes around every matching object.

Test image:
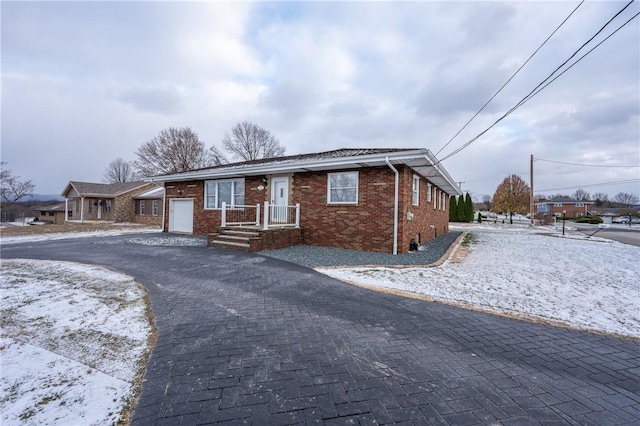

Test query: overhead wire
[438,0,639,162]
[536,158,640,168]
[536,178,640,192]
[435,0,585,157]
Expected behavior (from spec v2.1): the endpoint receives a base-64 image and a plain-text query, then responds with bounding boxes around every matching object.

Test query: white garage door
[169,199,194,233]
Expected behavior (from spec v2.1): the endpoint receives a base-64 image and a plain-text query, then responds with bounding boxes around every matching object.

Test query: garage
[169,199,194,233]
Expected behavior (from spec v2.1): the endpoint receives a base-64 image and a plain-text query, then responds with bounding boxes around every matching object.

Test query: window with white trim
[426,183,432,202]
[554,203,563,207]
[412,175,420,206]
[205,179,245,209]
[140,200,146,215]
[152,200,159,216]
[328,171,358,204]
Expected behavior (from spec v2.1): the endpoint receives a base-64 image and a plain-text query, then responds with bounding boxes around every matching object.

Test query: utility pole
[456,181,465,192]
[530,154,534,226]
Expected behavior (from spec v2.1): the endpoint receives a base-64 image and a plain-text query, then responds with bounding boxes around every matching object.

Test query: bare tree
[492,174,531,224]
[134,127,225,177]
[572,188,590,201]
[222,121,285,161]
[103,158,139,183]
[1,162,35,207]
[481,194,492,210]
[613,192,639,206]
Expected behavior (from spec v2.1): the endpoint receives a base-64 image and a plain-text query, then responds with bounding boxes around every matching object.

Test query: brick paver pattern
[3,234,639,425]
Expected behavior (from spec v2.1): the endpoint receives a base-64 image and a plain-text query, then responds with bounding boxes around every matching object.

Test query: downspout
[161,191,166,233]
[385,157,399,255]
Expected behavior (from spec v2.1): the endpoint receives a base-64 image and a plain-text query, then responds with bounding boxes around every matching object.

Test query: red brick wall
[291,167,396,253]
[163,177,266,234]
[397,166,450,253]
[165,168,453,254]
[249,228,302,252]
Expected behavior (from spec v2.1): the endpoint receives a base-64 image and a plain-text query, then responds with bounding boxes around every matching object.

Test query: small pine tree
[465,193,474,222]
[456,195,465,222]
[449,196,458,222]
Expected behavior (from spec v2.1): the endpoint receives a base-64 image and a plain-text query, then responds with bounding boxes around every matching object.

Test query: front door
[270,177,289,223]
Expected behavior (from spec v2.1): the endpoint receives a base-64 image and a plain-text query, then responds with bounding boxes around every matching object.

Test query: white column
[64,198,69,222]
[221,201,227,227]
[263,201,269,230]
[80,197,85,223]
[295,203,300,228]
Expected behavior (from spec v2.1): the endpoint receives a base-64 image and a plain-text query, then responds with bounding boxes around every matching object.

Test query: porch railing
[221,203,260,227]
[263,201,300,230]
[220,201,300,229]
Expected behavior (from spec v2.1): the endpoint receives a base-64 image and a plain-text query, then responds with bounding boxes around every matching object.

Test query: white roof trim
[150,149,462,195]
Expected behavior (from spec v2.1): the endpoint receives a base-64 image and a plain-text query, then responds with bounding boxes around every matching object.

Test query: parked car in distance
[612,217,628,223]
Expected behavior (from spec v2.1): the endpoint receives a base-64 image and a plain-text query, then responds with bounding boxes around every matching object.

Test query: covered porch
[208,202,302,251]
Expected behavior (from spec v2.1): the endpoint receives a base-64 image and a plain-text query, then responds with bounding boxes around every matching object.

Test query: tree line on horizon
[102,121,286,183]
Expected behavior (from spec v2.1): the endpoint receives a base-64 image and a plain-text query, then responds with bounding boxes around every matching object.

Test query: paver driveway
[2,234,639,425]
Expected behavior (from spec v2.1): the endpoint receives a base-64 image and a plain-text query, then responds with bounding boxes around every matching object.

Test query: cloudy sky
[2,1,639,200]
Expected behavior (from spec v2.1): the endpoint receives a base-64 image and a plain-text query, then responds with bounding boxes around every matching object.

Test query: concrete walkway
[2,234,639,425]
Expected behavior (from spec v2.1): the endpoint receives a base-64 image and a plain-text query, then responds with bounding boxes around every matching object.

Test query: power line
[536,158,640,168]
[438,1,639,162]
[513,9,640,113]
[537,178,640,192]
[434,0,585,157]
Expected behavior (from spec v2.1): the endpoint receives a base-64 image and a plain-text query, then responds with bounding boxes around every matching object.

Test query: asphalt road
[572,223,640,247]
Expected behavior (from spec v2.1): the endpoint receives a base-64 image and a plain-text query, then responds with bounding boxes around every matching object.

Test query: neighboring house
[535,198,593,219]
[61,181,160,223]
[33,203,70,224]
[153,148,461,254]
[134,186,165,227]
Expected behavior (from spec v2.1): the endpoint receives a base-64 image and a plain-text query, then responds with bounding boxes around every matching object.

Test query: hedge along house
[61,181,160,223]
[153,148,461,254]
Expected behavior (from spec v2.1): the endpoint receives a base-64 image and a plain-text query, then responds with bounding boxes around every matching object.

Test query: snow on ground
[321,223,640,339]
[97,235,207,247]
[0,225,159,244]
[0,260,152,425]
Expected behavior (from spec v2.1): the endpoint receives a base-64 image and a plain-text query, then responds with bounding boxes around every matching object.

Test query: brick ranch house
[534,198,594,219]
[153,148,461,254]
[33,202,70,224]
[61,181,163,225]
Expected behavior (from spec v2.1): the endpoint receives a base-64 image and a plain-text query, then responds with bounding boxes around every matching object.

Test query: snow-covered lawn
[0,225,159,244]
[321,223,640,339]
[0,260,153,425]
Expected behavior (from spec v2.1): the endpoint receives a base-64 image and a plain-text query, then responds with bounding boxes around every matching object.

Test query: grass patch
[461,232,477,247]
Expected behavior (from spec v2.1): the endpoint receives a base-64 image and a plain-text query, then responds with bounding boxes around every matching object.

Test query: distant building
[535,199,593,219]
[33,202,71,224]
[61,181,163,224]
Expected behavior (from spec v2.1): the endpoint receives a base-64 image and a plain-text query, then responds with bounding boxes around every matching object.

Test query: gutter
[424,150,462,196]
[385,157,399,255]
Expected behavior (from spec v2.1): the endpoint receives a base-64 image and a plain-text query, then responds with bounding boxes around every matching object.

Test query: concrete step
[221,230,261,238]
[217,235,252,243]
[210,240,251,251]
